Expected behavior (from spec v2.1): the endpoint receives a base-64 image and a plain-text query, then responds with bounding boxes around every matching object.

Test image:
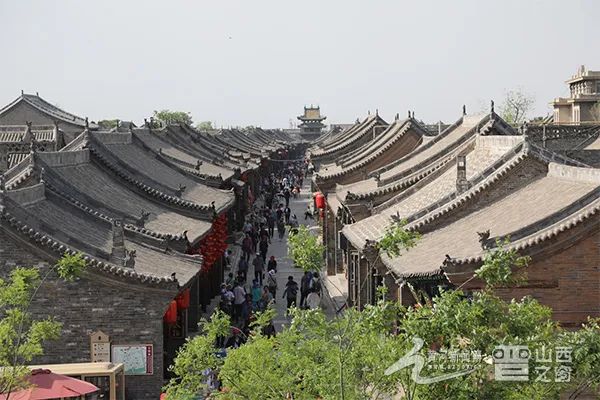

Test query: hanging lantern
[176,288,190,309]
[163,300,178,324]
[315,192,325,209]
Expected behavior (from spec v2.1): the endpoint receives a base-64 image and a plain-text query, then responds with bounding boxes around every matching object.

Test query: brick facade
[0,229,175,399]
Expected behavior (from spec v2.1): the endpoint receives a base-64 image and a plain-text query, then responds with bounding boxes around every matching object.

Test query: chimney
[110,219,126,265]
[456,155,468,193]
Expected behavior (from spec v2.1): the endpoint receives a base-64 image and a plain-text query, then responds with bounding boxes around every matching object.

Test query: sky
[1,0,598,128]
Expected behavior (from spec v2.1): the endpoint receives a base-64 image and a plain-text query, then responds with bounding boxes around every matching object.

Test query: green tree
[97,119,119,130]
[0,253,87,397]
[499,88,535,125]
[196,121,214,131]
[153,110,193,126]
[164,228,599,399]
[287,225,325,272]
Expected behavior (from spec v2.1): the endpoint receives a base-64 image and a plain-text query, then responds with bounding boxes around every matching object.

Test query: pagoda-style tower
[297,105,326,140]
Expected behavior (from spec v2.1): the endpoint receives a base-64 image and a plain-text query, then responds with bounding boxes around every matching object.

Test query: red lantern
[315,192,325,209]
[163,300,178,324]
[176,288,190,309]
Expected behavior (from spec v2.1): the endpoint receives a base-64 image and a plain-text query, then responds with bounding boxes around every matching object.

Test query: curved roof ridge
[85,138,216,215]
[0,202,179,289]
[344,135,476,202]
[39,167,183,242]
[130,130,227,184]
[323,120,430,182]
[312,120,362,151]
[338,119,410,167]
[311,114,387,158]
[376,115,491,184]
[445,198,600,267]
[368,115,467,178]
[405,149,530,232]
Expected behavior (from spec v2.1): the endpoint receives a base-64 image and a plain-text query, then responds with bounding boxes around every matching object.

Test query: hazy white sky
[1,0,598,128]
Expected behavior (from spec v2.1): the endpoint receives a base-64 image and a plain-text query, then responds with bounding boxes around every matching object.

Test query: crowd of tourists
[216,160,322,346]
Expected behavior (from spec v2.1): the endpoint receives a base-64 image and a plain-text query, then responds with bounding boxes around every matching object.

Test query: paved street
[255,180,325,330]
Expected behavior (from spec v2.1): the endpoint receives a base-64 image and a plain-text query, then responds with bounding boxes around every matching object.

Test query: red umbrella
[0,369,99,400]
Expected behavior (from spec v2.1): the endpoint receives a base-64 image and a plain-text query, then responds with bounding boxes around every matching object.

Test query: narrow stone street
[265,180,320,330]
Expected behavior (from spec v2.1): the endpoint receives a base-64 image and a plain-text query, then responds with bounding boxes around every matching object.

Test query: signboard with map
[111,344,153,375]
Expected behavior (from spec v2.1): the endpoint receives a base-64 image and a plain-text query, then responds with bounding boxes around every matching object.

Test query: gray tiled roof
[382,165,600,278]
[36,152,212,243]
[318,119,427,180]
[133,129,235,180]
[89,133,234,213]
[311,114,388,158]
[0,94,98,129]
[2,185,200,287]
[342,135,525,248]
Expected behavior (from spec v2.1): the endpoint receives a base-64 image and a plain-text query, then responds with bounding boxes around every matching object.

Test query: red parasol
[0,369,99,400]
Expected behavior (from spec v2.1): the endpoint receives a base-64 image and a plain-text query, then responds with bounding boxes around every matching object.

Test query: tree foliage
[153,110,193,126]
[474,238,529,288]
[377,219,421,258]
[288,225,324,272]
[196,121,214,131]
[166,233,600,399]
[499,89,534,125]
[0,253,87,396]
[97,119,119,129]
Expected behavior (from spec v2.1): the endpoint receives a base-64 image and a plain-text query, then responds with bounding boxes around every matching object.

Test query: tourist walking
[259,237,269,262]
[242,234,253,262]
[266,269,277,300]
[306,288,320,310]
[304,204,314,220]
[260,286,273,310]
[252,253,265,285]
[282,276,299,310]
[267,256,277,272]
[233,281,246,322]
[277,218,286,241]
[284,206,291,224]
[251,280,262,309]
[300,271,313,308]
[267,212,275,239]
[237,258,248,282]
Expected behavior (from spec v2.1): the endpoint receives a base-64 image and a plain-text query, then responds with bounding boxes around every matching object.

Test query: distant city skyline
[1,0,598,128]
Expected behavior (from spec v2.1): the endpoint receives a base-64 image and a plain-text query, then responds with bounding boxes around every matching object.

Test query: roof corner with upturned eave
[379,148,599,280]
[311,113,388,159]
[66,133,233,217]
[0,186,198,290]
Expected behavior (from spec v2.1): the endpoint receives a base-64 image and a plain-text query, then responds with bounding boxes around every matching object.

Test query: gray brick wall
[0,229,174,399]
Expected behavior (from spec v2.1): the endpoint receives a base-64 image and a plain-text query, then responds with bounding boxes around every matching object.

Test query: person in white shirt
[233,281,246,321]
